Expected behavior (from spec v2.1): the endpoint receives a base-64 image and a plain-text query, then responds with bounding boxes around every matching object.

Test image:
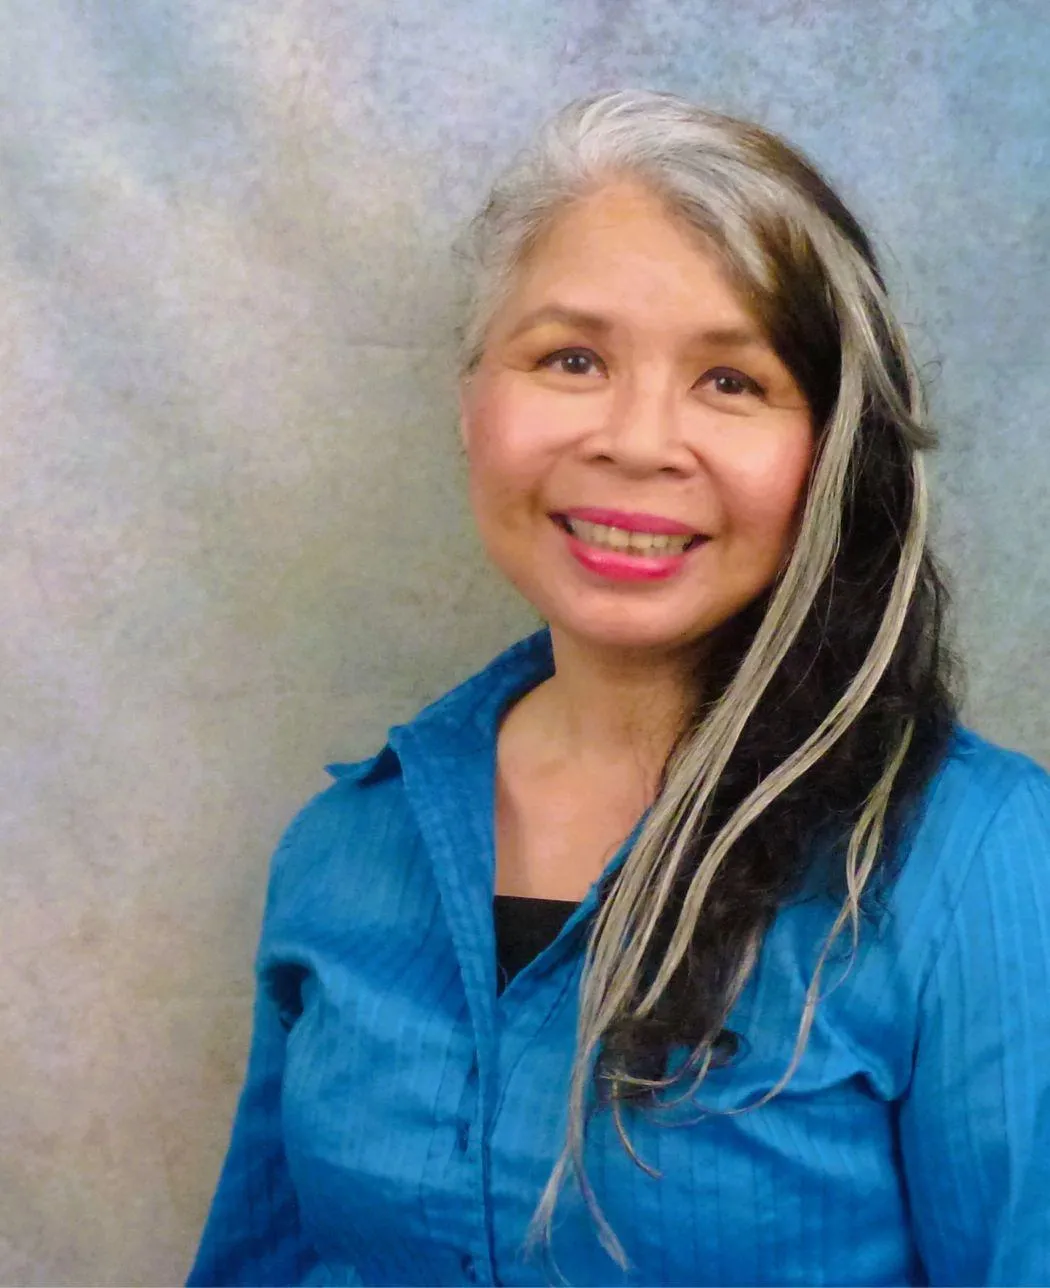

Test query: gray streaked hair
[456,89,935,1272]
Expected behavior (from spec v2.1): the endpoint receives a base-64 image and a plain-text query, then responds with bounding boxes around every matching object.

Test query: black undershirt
[493,894,578,996]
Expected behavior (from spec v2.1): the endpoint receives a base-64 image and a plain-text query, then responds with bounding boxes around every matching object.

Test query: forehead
[503,179,753,331]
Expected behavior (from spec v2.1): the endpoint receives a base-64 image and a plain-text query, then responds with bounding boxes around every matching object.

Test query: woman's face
[460,179,816,661]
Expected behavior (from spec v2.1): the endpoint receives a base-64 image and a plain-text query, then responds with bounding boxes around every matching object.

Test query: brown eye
[539,348,603,377]
[704,368,764,397]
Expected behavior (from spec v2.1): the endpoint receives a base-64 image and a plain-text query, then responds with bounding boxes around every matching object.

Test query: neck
[533,624,699,785]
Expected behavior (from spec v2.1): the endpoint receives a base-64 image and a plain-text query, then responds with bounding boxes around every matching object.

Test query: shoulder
[924,725,1048,819]
[262,746,408,915]
[907,726,1050,881]
[886,725,1050,971]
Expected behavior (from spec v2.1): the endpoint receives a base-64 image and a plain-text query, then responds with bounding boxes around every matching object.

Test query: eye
[701,368,765,398]
[537,347,605,377]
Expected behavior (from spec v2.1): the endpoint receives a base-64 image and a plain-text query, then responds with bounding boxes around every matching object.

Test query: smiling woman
[188,91,1050,1288]
[460,179,815,658]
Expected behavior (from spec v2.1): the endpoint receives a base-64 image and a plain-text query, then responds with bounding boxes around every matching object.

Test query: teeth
[566,518,693,556]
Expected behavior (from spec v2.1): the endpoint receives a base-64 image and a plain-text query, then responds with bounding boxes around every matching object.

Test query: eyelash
[537,348,765,398]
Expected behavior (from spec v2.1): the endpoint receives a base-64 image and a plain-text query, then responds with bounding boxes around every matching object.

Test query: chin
[494,550,768,658]
[542,598,720,657]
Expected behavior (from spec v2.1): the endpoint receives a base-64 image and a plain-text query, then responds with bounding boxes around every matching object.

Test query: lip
[553,517,705,582]
[556,507,700,536]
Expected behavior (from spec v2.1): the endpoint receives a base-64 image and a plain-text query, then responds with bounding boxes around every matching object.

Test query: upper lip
[555,507,701,536]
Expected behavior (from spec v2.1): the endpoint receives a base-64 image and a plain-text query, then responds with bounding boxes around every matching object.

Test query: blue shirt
[188,627,1050,1287]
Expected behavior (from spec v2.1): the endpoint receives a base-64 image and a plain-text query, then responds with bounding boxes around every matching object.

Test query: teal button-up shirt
[189,627,1050,1286]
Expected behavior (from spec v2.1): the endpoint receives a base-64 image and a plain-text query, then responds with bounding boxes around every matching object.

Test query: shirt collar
[328,626,555,787]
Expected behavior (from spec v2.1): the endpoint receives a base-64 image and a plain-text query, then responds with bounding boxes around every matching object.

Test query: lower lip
[558,522,702,582]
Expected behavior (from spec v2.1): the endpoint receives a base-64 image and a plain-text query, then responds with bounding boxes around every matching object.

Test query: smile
[551,514,708,583]
[552,514,703,556]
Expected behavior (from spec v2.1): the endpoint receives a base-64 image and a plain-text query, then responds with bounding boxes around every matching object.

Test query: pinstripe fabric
[188,628,1050,1287]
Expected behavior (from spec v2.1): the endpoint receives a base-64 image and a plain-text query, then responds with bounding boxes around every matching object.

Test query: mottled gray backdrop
[1,0,1047,1282]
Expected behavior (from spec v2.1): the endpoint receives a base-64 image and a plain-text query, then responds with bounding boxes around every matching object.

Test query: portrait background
[1,1,1047,1282]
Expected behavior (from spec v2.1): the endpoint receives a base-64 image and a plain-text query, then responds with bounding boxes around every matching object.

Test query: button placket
[456,1051,478,1153]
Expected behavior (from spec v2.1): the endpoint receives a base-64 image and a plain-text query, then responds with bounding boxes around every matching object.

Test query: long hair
[455,89,957,1270]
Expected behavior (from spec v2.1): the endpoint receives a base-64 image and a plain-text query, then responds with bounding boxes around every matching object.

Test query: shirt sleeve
[187,797,364,1288]
[898,763,1050,1287]
[186,982,324,1287]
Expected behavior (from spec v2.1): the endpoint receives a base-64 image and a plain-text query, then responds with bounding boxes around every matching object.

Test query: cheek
[463,383,559,500]
[720,432,814,546]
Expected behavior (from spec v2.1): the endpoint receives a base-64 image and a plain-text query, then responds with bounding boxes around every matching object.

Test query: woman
[188,90,1050,1287]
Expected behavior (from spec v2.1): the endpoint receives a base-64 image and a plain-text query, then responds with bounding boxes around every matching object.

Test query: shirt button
[460,1252,477,1282]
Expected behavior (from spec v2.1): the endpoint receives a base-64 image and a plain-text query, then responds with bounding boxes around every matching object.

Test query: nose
[582,370,696,477]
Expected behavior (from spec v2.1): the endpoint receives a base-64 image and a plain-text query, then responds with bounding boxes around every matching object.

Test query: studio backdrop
[1,1,1047,1282]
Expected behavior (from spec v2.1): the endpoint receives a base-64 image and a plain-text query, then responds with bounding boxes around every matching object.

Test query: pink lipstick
[550,512,706,583]
[559,507,698,535]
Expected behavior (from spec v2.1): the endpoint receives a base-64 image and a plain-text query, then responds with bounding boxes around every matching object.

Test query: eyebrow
[506,304,768,351]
